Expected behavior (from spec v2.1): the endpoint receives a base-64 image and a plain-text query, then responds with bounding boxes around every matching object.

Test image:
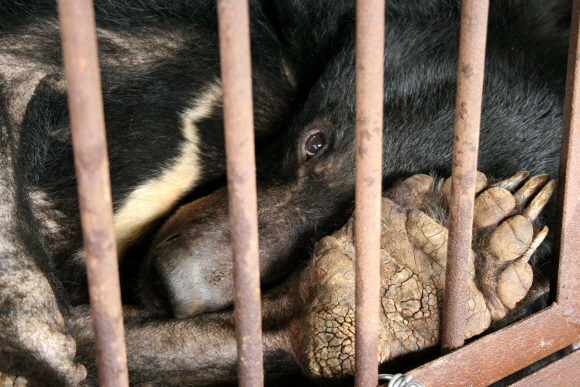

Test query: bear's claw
[298,171,555,379]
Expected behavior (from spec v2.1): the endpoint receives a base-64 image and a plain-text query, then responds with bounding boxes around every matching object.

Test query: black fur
[0,0,318,384]
[146,0,569,318]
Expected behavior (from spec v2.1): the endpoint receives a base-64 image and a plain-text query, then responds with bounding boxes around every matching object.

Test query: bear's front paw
[295,171,554,379]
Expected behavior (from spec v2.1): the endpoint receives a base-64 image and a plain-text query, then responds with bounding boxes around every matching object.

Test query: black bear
[0,0,572,386]
[0,0,352,385]
[134,0,571,385]
[145,0,568,319]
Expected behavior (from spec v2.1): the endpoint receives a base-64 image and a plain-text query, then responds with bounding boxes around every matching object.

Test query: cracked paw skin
[297,171,554,379]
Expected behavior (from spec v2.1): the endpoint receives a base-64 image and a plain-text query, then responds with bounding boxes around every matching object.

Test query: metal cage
[56,0,580,386]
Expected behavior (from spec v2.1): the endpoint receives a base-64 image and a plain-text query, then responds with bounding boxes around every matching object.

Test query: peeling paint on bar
[441,0,490,354]
[354,0,385,386]
[217,0,264,386]
[56,0,129,386]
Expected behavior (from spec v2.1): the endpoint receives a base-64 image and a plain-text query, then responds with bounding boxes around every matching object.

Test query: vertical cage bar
[216,1,264,386]
[354,0,385,386]
[555,0,580,307]
[440,0,489,354]
[56,0,129,386]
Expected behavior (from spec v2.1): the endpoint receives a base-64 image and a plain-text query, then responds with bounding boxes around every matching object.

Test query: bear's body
[0,0,572,386]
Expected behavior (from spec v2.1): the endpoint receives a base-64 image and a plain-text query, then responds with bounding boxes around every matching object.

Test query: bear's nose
[141,230,234,318]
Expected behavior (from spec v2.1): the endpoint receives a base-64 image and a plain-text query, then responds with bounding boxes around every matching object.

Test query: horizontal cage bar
[410,0,580,383]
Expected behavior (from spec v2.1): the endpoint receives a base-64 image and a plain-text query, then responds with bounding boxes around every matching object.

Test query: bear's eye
[305,132,326,158]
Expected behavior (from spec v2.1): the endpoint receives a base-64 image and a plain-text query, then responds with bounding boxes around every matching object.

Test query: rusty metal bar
[407,0,580,382]
[216,0,264,386]
[508,347,580,386]
[440,0,490,354]
[410,304,580,386]
[555,0,580,308]
[354,0,385,386]
[56,0,129,386]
